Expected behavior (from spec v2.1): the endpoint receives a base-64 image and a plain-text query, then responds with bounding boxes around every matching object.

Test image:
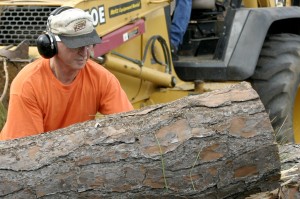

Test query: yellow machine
[0,0,299,143]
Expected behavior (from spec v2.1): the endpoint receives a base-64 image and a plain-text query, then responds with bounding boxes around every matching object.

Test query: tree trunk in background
[0,82,281,198]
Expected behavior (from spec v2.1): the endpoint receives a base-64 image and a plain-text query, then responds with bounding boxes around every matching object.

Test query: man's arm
[0,94,44,140]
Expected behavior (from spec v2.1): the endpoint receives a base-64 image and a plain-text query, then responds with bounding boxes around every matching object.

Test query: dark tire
[250,33,300,143]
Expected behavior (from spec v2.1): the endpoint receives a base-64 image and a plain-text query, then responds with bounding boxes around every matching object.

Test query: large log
[0,82,281,198]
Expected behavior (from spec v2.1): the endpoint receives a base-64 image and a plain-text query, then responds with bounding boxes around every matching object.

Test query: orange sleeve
[0,92,44,141]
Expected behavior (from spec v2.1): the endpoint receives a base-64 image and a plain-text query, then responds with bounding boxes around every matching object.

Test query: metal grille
[0,6,59,46]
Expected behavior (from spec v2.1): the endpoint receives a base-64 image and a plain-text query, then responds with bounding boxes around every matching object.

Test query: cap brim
[58,29,101,49]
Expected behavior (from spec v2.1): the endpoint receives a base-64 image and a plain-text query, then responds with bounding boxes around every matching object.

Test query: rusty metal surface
[0,40,29,60]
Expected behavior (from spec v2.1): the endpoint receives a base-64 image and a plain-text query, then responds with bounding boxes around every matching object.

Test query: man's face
[56,42,93,70]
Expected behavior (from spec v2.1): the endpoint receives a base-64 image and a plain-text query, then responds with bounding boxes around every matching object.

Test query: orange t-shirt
[0,58,133,140]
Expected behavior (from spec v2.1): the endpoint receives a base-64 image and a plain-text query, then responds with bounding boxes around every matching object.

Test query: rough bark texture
[0,82,281,198]
[246,144,300,199]
[276,144,300,198]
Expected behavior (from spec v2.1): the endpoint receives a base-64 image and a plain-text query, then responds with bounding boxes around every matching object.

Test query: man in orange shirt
[0,7,133,140]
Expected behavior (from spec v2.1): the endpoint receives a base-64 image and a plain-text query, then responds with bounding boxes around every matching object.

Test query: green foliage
[0,101,7,130]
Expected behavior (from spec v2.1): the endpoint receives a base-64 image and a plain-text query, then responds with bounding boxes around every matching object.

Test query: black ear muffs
[36,6,73,59]
[36,32,57,59]
[50,6,73,16]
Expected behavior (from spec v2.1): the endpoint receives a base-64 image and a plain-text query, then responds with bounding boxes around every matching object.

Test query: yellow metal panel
[242,0,292,8]
[286,0,292,6]
[0,0,81,6]
[72,0,169,38]
[96,3,185,106]
[256,0,274,7]
[243,0,258,8]
[104,54,175,88]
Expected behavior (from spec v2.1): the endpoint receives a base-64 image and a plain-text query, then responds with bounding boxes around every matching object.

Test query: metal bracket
[0,40,30,60]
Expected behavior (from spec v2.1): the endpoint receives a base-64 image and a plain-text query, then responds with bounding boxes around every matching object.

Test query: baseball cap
[48,8,101,48]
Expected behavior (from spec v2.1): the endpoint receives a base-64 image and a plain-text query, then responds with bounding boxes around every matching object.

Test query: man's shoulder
[16,58,47,77]
[85,59,113,75]
[86,59,104,69]
[84,59,118,83]
[11,58,48,90]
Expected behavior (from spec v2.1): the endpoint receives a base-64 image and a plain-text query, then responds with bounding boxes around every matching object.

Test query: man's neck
[50,59,79,85]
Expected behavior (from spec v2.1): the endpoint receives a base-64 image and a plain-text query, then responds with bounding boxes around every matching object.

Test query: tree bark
[245,144,300,199]
[275,144,300,198]
[0,82,281,198]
